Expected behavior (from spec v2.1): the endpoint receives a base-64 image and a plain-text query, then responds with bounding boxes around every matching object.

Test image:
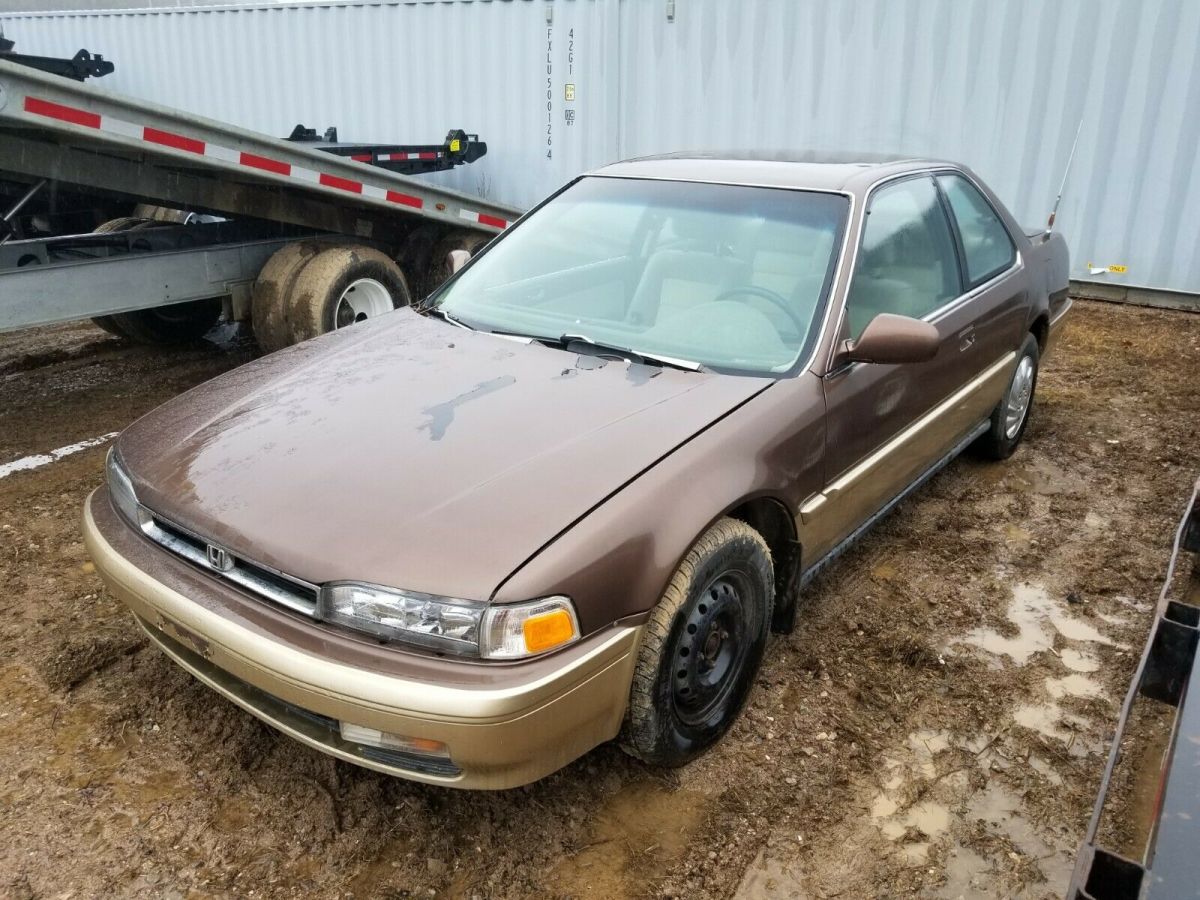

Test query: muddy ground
[0,299,1197,899]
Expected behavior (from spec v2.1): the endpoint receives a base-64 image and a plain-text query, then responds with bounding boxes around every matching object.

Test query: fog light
[339,722,450,759]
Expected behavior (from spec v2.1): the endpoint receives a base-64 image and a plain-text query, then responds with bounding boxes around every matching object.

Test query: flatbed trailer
[286,124,487,177]
[0,58,521,349]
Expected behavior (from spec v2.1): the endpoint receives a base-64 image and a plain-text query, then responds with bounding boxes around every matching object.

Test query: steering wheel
[711,284,807,333]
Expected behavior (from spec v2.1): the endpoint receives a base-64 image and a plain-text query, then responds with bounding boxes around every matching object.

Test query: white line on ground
[0,432,119,481]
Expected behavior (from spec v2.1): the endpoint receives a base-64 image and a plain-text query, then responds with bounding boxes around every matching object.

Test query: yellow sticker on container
[1107,264,1128,274]
[449,139,461,153]
[565,83,576,101]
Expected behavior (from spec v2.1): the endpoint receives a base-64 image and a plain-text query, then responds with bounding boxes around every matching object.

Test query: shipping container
[2,0,1198,297]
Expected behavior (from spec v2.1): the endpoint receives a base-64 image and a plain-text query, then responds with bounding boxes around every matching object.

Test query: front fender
[493,373,827,635]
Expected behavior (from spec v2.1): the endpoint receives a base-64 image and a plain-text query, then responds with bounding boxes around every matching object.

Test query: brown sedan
[84,154,1071,788]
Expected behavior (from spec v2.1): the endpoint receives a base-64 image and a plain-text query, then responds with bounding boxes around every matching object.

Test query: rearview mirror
[842,313,939,365]
[447,249,471,275]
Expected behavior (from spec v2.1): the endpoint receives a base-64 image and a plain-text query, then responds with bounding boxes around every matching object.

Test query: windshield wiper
[422,305,476,331]
[553,333,705,372]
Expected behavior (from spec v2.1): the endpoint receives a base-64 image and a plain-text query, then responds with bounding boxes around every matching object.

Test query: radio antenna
[1045,117,1084,237]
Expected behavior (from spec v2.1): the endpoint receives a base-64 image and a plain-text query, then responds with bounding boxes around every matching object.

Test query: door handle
[958,326,976,352]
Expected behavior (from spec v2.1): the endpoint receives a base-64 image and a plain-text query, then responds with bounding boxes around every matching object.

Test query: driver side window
[845,176,962,339]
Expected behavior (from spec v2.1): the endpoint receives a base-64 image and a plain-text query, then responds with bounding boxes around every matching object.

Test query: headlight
[320,583,580,659]
[106,449,143,528]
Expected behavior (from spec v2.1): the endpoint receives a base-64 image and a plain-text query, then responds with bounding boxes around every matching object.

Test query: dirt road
[1,300,1197,899]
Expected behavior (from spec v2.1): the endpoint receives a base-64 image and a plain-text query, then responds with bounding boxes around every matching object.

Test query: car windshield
[431,176,848,374]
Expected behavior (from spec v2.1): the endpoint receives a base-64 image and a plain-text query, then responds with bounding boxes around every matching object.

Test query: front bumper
[83,490,642,789]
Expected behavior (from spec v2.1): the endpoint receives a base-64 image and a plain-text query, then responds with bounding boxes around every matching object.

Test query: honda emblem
[206,543,234,572]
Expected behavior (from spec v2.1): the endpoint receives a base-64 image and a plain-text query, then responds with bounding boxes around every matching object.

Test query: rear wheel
[90,216,222,343]
[621,517,774,766]
[975,332,1040,460]
[249,240,324,353]
[284,245,411,345]
[95,300,222,344]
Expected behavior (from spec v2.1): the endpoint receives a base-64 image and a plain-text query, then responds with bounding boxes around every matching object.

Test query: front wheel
[975,332,1040,460]
[621,517,774,767]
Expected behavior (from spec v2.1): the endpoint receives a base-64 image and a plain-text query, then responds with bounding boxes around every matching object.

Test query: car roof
[589,151,954,195]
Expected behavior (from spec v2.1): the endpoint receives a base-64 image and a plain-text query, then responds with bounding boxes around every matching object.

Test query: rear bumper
[83,490,641,789]
[1046,295,1072,356]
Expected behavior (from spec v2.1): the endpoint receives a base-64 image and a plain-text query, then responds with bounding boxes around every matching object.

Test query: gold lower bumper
[1046,297,1073,356]
[84,492,642,789]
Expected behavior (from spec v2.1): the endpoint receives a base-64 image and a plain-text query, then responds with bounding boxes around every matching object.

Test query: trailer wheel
[95,300,223,344]
[90,216,201,340]
[427,230,492,292]
[285,246,411,345]
[250,241,324,353]
[91,216,154,235]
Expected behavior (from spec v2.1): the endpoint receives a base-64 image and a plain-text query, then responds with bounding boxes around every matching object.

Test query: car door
[934,171,1028,373]
[800,173,996,562]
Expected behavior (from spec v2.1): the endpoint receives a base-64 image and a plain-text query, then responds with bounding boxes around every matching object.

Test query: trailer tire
[427,230,493,292]
[250,240,325,353]
[97,300,222,344]
[91,216,154,235]
[90,216,184,339]
[285,245,411,345]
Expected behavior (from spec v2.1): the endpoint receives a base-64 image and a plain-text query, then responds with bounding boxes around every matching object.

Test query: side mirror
[447,249,471,275]
[842,313,939,365]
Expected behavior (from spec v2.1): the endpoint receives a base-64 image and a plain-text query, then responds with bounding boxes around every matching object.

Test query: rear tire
[250,240,324,353]
[96,300,221,344]
[284,246,411,346]
[621,517,774,767]
[90,216,220,343]
[975,332,1040,460]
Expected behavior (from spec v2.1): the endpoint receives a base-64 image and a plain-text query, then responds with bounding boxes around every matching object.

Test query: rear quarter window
[937,174,1016,287]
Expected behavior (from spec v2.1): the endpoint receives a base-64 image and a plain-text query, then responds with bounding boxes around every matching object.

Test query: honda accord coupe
[85,153,1071,788]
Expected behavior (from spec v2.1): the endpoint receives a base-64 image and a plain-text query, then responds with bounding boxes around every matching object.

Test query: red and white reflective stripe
[379,151,443,162]
[20,95,505,221]
[458,208,509,230]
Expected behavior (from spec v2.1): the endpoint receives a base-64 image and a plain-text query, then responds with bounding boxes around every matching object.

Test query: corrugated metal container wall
[2,0,1198,294]
[0,0,619,208]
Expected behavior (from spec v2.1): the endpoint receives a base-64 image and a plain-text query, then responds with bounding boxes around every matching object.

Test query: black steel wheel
[622,517,774,766]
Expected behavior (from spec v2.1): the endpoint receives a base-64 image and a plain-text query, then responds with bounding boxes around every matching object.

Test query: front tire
[621,517,774,767]
[975,332,1039,460]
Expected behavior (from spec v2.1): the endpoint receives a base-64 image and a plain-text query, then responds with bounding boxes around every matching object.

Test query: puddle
[1013,703,1099,755]
[1027,753,1065,786]
[1060,648,1101,673]
[908,729,951,778]
[1046,673,1104,699]
[871,794,899,818]
[937,846,993,898]
[1009,456,1087,496]
[1003,524,1032,544]
[953,582,1113,666]
[963,785,1076,890]
[548,778,706,899]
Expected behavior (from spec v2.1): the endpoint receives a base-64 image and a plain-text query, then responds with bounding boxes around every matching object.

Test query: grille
[141,510,319,617]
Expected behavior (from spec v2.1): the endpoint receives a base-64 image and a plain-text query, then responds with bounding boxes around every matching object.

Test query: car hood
[118,309,770,601]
